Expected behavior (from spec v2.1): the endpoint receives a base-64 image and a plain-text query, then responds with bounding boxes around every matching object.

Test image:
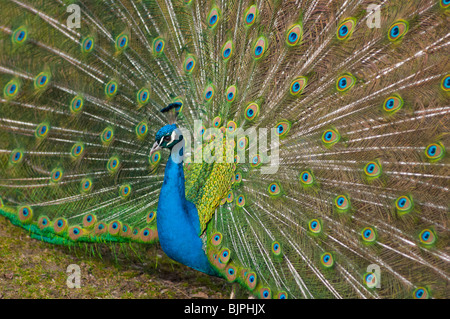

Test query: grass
[0,215,232,299]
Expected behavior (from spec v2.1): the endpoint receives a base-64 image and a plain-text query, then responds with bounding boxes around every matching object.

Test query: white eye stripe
[159,129,180,146]
[166,131,177,146]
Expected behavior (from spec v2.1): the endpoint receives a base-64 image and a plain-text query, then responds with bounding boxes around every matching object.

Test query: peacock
[0,0,449,299]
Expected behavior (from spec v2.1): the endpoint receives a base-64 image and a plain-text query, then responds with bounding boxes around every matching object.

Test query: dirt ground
[0,215,232,299]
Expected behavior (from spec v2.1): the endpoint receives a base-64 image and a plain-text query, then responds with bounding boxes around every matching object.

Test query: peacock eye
[164,136,171,141]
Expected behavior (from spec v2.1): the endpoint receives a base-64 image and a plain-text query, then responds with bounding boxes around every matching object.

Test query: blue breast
[156,154,217,276]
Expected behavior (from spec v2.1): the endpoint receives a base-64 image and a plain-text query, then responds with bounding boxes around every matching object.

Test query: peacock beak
[150,141,162,156]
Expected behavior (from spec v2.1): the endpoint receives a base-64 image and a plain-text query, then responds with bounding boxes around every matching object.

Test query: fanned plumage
[0,0,449,299]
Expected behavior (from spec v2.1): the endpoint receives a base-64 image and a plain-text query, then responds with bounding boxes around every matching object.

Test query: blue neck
[156,143,216,275]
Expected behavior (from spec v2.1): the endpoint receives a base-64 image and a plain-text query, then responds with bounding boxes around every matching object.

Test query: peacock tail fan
[0,0,449,299]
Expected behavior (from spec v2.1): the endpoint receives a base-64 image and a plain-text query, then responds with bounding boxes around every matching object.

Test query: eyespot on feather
[9,149,24,165]
[82,214,97,228]
[137,88,150,106]
[364,272,379,288]
[12,26,28,45]
[136,121,149,139]
[226,120,237,134]
[80,178,93,193]
[250,154,262,168]
[18,205,33,224]
[53,218,68,233]
[441,74,450,91]
[361,227,377,243]
[119,224,132,237]
[204,84,215,102]
[107,156,120,173]
[419,229,436,246]
[237,137,248,151]
[268,182,281,196]
[38,216,51,230]
[336,73,355,92]
[290,76,307,95]
[308,219,322,234]
[101,127,114,144]
[413,287,429,299]
[236,194,245,207]
[4,79,20,99]
[225,85,237,103]
[271,241,282,256]
[322,128,340,146]
[286,24,303,46]
[211,232,223,246]
[388,20,408,42]
[395,195,413,215]
[70,96,84,113]
[184,55,196,73]
[95,222,108,235]
[337,18,356,40]
[69,226,85,241]
[300,170,314,185]
[244,5,257,27]
[115,33,129,50]
[321,252,334,268]
[34,72,51,90]
[140,227,156,242]
[131,227,140,240]
[197,126,206,138]
[71,143,85,159]
[275,121,291,137]
[219,248,231,265]
[35,122,50,139]
[149,151,161,166]
[225,263,237,282]
[424,142,445,161]
[212,116,222,128]
[172,98,184,113]
[222,40,233,61]
[109,220,122,236]
[245,272,257,290]
[260,287,271,299]
[234,172,242,183]
[81,36,95,53]
[119,184,132,199]
[207,7,220,29]
[277,291,288,299]
[226,191,234,203]
[335,195,350,212]
[105,80,118,98]
[382,94,404,113]
[153,38,165,55]
[244,102,260,120]
[50,168,63,183]
[147,210,157,223]
[253,37,267,60]
[364,161,382,178]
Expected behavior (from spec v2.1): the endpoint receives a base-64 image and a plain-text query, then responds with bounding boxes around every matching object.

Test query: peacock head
[150,124,184,156]
[150,102,184,156]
